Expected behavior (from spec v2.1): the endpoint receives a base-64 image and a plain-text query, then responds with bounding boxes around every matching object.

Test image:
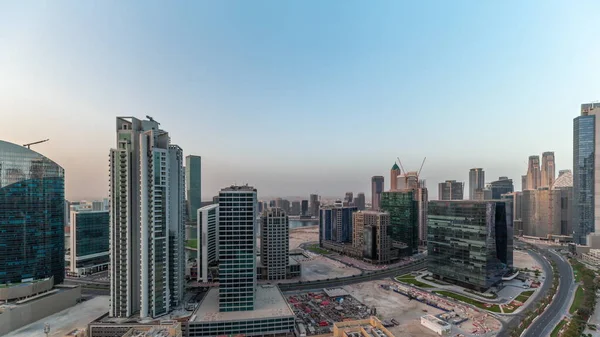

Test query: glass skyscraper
[186,155,202,221]
[69,210,109,275]
[427,200,513,291]
[573,104,599,244]
[218,185,257,312]
[380,190,419,255]
[0,140,65,286]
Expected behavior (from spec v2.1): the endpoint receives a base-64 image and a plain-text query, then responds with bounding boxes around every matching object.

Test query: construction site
[287,288,373,336]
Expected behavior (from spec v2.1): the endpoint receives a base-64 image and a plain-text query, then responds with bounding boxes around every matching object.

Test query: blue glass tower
[0,140,65,285]
[573,103,600,244]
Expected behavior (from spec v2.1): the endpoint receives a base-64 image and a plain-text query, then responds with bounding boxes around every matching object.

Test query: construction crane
[23,139,49,149]
[417,157,427,178]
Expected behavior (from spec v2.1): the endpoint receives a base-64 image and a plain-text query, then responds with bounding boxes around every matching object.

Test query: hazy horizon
[2,1,599,200]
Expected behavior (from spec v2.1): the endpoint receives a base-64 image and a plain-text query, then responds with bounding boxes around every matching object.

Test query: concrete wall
[0,277,54,301]
[0,285,81,336]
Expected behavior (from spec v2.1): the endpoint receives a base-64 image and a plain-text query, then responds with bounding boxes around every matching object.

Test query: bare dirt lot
[299,254,362,281]
[344,280,440,337]
[290,225,319,250]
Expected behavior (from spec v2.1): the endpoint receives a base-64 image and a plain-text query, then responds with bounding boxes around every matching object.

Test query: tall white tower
[109,117,184,318]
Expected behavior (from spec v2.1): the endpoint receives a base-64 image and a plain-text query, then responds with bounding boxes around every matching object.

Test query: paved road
[523,248,574,337]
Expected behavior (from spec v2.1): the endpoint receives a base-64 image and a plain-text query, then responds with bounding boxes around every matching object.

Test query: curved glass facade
[0,140,65,285]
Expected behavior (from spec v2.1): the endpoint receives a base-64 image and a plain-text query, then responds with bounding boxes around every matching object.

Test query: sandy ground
[290,225,319,250]
[513,250,542,270]
[6,296,109,337]
[298,254,362,281]
[344,280,440,337]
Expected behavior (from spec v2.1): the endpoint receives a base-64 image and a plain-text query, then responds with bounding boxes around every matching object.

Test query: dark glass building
[427,200,513,291]
[380,190,419,255]
[489,177,514,200]
[69,210,109,275]
[185,155,202,221]
[319,205,357,244]
[0,140,65,285]
[573,106,597,244]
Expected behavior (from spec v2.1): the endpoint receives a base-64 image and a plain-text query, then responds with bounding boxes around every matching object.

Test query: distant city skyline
[2,1,598,200]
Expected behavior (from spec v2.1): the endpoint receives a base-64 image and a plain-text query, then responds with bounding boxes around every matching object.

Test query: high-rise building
[427,200,513,291]
[301,200,309,216]
[395,172,428,245]
[0,140,65,286]
[281,199,290,214]
[489,177,514,200]
[573,103,600,244]
[319,204,358,244]
[109,117,184,318]
[69,210,110,276]
[186,155,202,221]
[353,211,391,264]
[390,163,401,191]
[380,190,419,256]
[197,204,219,283]
[468,168,485,200]
[554,170,573,236]
[260,208,289,280]
[541,152,556,188]
[521,175,527,191]
[438,180,464,200]
[526,156,541,190]
[92,200,104,211]
[309,194,320,217]
[371,176,384,210]
[218,185,257,312]
[354,192,366,210]
[291,201,301,216]
[344,192,354,205]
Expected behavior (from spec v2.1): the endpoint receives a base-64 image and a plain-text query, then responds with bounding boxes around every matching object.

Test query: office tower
[212,195,219,204]
[197,204,219,283]
[281,199,291,214]
[427,200,513,291]
[257,201,264,214]
[269,200,276,208]
[309,194,319,216]
[186,155,202,221]
[541,152,556,188]
[554,170,573,235]
[396,172,428,245]
[92,200,104,211]
[319,204,358,244]
[69,209,110,275]
[0,140,65,286]
[526,156,541,190]
[301,200,309,216]
[354,192,366,210]
[468,168,485,200]
[218,185,257,312]
[489,177,514,200]
[344,192,354,204]
[521,175,527,191]
[260,208,289,280]
[573,103,600,243]
[371,176,384,210]
[291,201,301,216]
[353,211,391,264]
[109,117,184,318]
[380,190,419,256]
[438,180,464,200]
[390,163,401,191]
[103,198,110,211]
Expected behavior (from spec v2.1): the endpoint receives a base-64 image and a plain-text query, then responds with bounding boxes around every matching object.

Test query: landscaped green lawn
[394,276,434,288]
[185,239,198,249]
[306,244,330,255]
[550,319,567,337]
[515,290,535,303]
[569,286,584,314]
[434,290,501,313]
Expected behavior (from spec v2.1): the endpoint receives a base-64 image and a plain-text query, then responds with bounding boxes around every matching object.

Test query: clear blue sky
[1,1,599,200]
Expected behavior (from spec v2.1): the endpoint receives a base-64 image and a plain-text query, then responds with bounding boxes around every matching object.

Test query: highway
[522,248,574,337]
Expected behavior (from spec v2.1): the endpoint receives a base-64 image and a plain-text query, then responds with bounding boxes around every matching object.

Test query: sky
[1,1,600,201]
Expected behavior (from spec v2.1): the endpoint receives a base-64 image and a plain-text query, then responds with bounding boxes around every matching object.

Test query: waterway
[289,219,318,229]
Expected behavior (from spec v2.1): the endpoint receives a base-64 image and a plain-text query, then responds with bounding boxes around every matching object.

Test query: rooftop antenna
[23,139,49,149]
